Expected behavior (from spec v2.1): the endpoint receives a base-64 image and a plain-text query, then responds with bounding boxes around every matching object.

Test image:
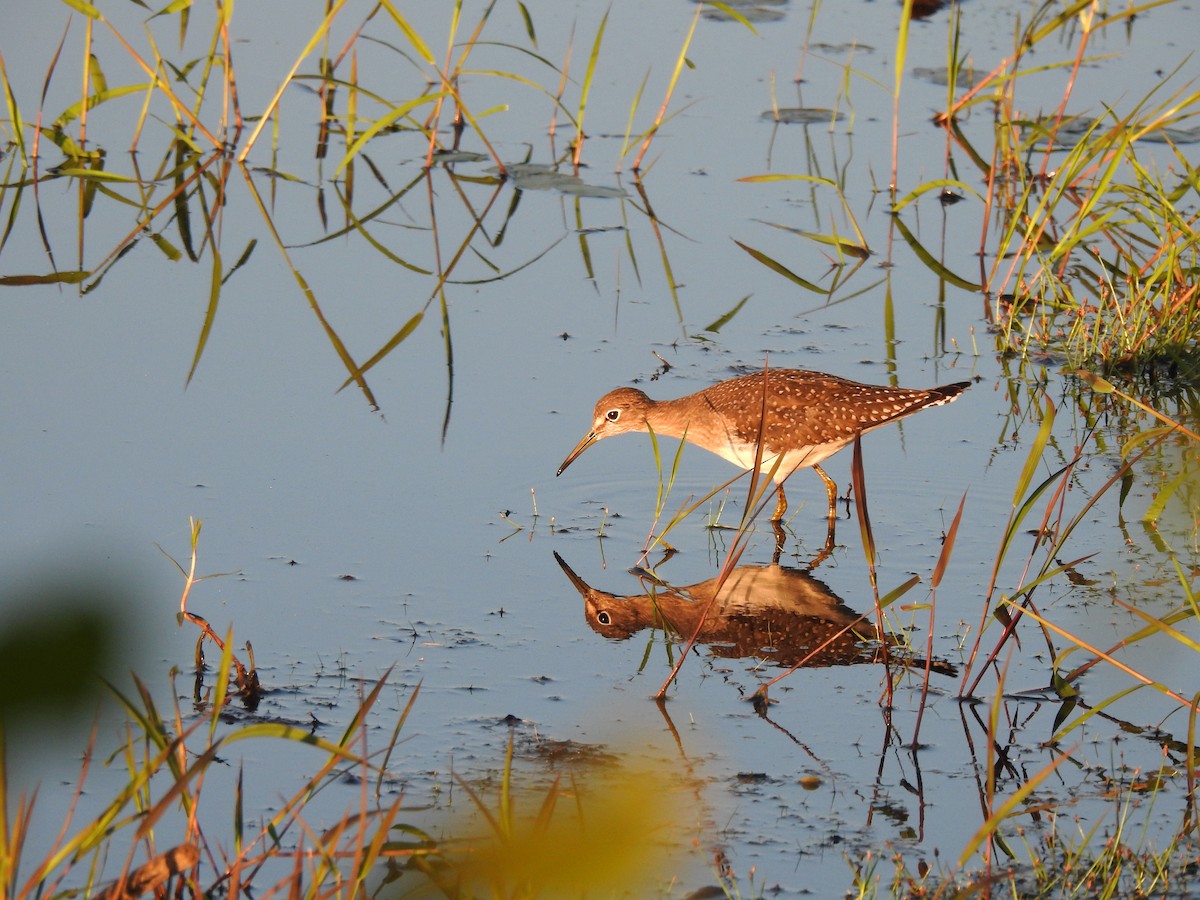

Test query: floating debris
[703,6,785,22]
[487,163,628,198]
[695,0,787,22]
[431,149,489,164]
[912,65,985,88]
[810,42,875,55]
[1136,125,1200,144]
[1027,114,1200,148]
[760,107,844,125]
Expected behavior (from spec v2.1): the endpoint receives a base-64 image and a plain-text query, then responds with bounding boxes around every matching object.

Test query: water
[1,0,1198,895]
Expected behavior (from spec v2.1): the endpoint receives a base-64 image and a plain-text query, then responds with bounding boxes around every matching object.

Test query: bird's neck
[643,397,702,442]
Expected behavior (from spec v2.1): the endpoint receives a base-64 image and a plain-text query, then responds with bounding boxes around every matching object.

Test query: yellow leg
[771,519,786,562]
[811,519,836,569]
[770,483,788,522]
[814,464,838,520]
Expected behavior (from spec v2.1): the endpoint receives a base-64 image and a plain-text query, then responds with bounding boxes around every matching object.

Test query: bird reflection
[554,552,956,675]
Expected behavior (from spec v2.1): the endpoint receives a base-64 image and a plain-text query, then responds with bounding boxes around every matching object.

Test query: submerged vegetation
[1,0,1200,896]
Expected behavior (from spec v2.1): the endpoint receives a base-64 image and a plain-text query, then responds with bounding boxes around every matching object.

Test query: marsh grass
[1,621,425,899]
[408,730,694,896]
[0,1,706,422]
[872,370,1200,893]
[852,785,1187,899]
[0,520,697,899]
[839,3,1200,889]
[932,1,1200,378]
[901,10,1200,874]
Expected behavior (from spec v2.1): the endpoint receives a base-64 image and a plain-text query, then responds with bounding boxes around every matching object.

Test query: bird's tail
[927,381,971,406]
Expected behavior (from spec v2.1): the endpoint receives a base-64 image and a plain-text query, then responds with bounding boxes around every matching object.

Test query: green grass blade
[1143,467,1187,526]
[891,213,981,291]
[958,745,1075,867]
[336,311,426,391]
[878,574,921,610]
[891,178,982,211]
[738,173,836,186]
[701,295,750,333]
[58,0,102,18]
[0,52,27,162]
[932,492,967,588]
[237,0,351,161]
[186,246,222,387]
[576,8,609,149]
[377,0,436,64]
[0,271,90,286]
[1113,595,1200,654]
[335,93,445,177]
[893,0,914,98]
[619,68,650,162]
[733,240,826,292]
[209,624,234,737]
[51,83,150,130]
[1013,394,1055,506]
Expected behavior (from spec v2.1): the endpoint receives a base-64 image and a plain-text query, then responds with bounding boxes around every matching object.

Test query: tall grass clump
[0,644,425,897]
[927,0,1200,381]
[836,366,1200,897]
[0,519,423,898]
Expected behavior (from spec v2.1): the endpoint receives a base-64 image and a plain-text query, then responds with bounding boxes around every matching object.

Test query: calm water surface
[1,0,1198,894]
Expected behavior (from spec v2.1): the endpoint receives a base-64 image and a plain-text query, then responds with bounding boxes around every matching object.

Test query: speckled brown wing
[696,369,942,451]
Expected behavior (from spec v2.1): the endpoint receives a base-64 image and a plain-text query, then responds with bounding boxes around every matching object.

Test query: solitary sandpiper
[557,368,970,522]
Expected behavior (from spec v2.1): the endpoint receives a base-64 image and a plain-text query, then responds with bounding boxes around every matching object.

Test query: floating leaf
[811,41,874,54]
[186,247,223,387]
[1139,125,1200,144]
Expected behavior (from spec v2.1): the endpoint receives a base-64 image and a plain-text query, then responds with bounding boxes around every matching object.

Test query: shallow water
[2,0,1199,895]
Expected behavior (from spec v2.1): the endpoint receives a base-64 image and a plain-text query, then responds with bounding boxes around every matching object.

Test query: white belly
[714,440,848,481]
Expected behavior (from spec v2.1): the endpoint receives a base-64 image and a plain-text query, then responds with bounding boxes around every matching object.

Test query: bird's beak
[557,431,598,476]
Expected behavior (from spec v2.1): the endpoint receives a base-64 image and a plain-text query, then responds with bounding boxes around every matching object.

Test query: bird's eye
[597,611,612,625]
[606,409,620,422]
